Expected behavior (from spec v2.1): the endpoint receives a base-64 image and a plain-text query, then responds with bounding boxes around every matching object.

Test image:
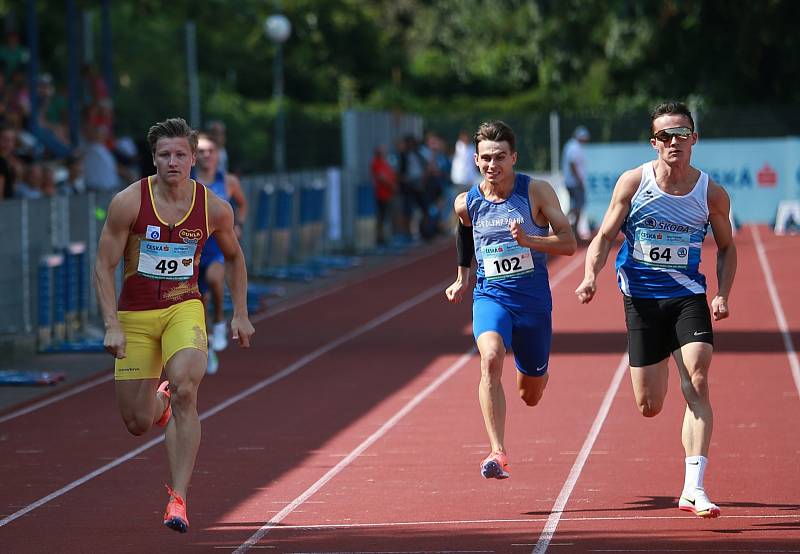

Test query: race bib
[137,240,196,280]
[482,242,534,280]
[632,229,690,268]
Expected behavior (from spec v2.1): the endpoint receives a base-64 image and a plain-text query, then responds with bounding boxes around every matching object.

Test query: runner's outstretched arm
[208,194,255,347]
[576,169,640,304]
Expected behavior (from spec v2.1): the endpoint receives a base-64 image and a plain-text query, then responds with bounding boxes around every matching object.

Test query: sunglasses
[652,127,694,142]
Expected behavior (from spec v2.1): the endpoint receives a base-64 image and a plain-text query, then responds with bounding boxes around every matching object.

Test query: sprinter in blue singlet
[445,121,576,480]
[193,133,249,374]
[576,101,737,519]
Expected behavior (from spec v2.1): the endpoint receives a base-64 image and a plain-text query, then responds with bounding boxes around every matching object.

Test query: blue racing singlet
[615,162,710,299]
[192,169,228,264]
[467,173,551,311]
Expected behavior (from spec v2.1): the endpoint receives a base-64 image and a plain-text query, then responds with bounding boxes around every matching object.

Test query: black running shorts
[623,294,713,367]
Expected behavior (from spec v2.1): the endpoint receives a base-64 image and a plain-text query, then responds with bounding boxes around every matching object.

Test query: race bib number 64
[482,242,534,280]
[137,240,196,280]
[632,229,690,268]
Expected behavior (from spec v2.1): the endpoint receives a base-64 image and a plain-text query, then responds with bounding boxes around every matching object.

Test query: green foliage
[4,0,798,170]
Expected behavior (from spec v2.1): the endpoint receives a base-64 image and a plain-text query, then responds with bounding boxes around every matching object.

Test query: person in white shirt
[561,126,590,239]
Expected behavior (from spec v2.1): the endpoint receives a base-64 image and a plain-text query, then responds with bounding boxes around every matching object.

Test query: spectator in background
[57,153,85,195]
[397,134,428,240]
[0,31,30,81]
[38,73,68,141]
[14,162,43,199]
[7,67,30,120]
[451,130,481,192]
[0,125,19,199]
[83,123,119,192]
[0,154,12,200]
[420,131,451,239]
[370,145,397,245]
[33,73,71,160]
[561,125,591,240]
[82,63,109,106]
[207,120,229,173]
[40,163,57,197]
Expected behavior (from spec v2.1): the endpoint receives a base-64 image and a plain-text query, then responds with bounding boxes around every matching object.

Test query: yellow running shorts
[115,299,207,380]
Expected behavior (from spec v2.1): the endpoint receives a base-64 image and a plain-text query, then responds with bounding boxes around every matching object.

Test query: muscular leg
[115,378,169,435]
[672,342,714,456]
[476,331,507,454]
[629,358,670,417]
[163,348,206,499]
[518,372,548,407]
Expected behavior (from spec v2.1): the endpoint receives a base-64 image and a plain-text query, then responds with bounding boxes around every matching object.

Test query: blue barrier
[37,253,63,350]
[37,242,100,353]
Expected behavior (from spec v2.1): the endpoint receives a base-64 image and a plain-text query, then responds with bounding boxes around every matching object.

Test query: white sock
[683,455,708,496]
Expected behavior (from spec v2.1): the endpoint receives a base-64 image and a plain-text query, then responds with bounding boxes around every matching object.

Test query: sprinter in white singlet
[576,101,737,519]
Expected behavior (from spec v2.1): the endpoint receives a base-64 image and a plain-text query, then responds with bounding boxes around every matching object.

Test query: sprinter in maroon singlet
[94,118,254,533]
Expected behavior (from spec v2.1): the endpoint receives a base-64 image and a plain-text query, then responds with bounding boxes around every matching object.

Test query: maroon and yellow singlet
[118,176,209,311]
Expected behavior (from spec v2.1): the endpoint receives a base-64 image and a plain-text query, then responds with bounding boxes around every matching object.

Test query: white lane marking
[0,245,449,424]
[207,512,800,532]
[232,350,476,553]
[532,353,630,554]
[0,280,450,529]
[250,244,450,324]
[233,257,585,552]
[752,225,800,398]
[0,373,113,424]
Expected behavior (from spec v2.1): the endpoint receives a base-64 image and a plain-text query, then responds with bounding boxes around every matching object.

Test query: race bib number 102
[482,242,535,280]
[137,240,196,280]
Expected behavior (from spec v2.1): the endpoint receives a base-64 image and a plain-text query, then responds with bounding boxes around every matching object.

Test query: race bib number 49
[482,242,534,280]
[632,229,690,268]
[137,240,196,280]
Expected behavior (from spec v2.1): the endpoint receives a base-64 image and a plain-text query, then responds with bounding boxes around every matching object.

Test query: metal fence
[0,165,381,354]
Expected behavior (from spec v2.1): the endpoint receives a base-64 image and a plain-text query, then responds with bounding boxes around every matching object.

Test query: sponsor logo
[181,258,193,267]
[146,243,170,252]
[641,218,691,233]
[179,228,203,243]
[693,331,711,336]
[677,247,688,257]
[146,225,161,240]
[757,163,777,187]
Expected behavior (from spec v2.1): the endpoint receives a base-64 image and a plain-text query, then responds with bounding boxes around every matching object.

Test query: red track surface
[1,225,798,553]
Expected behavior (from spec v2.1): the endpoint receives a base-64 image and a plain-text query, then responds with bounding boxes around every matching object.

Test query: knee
[637,399,663,418]
[519,388,543,407]
[480,351,504,380]
[122,414,152,436]
[170,381,198,412]
[682,371,710,403]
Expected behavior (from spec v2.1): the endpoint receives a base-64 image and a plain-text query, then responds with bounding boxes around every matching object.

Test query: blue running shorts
[199,236,225,294]
[472,295,552,376]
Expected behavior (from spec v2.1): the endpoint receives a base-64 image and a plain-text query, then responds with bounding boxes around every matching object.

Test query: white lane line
[752,225,800,398]
[0,280,450,529]
[532,353,630,554]
[0,245,448,425]
[0,373,114,424]
[232,349,476,553]
[208,512,800,532]
[250,244,450,324]
[233,257,585,552]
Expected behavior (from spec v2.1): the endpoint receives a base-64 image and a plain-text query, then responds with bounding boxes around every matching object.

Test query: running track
[1,225,798,553]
